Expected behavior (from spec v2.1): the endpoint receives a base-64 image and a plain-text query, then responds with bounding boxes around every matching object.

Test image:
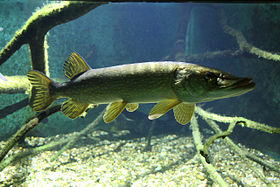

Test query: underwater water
[0,1,279,186]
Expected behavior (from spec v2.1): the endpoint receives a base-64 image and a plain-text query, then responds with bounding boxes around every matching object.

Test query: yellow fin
[27,70,56,112]
[173,103,195,125]
[103,101,127,123]
[148,99,181,120]
[63,52,91,80]
[62,99,89,119]
[126,103,139,112]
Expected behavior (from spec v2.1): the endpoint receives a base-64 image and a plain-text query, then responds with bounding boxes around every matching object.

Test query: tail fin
[27,70,56,112]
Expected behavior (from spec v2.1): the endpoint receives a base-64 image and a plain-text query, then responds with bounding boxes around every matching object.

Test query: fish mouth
[221,77,255,98]
[230,77,255,90]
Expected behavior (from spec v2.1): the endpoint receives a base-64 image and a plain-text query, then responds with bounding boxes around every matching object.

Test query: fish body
[27,52,255,125]
[56,62,181,104]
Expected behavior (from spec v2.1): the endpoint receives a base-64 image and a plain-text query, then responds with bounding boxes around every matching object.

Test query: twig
[190,115,228,186]
[0,104,61,162]
[195,106,280,134]
[50,109,105,161]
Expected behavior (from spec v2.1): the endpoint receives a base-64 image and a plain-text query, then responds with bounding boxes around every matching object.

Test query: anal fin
[103,101,127,123]
[62,99,89,119]
[173,103,195,125]
[148,99,181,120]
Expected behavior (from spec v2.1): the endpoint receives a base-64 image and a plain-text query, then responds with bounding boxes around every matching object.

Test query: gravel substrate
[0,130,279,186]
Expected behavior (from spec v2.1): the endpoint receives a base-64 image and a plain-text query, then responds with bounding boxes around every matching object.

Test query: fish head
[174,64,255,103]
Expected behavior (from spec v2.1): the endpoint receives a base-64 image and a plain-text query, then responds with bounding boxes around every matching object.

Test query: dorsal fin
[63,52,91,80]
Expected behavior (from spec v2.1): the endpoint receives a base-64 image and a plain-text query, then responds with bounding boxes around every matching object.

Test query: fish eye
[204,71,216,81]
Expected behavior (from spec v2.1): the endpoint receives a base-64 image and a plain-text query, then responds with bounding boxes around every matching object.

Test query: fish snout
[235,77,255,90]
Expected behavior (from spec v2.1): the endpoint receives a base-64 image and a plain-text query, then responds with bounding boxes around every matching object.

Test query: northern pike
[27,52,255,125]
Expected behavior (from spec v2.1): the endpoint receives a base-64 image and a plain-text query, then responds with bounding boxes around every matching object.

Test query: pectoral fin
[173,103,195,125]
[148,99,181,120]
[126,103,139,112]
[103,101,127,123]
[62,99,89,119]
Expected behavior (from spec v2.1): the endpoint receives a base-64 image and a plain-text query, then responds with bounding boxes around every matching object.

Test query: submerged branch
[204,118,276,185]
[201,122,236,160]
[184,49,243,63]
[0,76,65,94]
[0,76,30,94]
[0,137,69,172]
[195,106,280,134]
[0,1,105,75]
[218,6,280,62]
[190,116,228,186]
[0,104,61,163]
[0,98,28,120]
[143,120,156,152]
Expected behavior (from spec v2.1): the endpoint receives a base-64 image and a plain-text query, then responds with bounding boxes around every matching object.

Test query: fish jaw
[211,77,255,99]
